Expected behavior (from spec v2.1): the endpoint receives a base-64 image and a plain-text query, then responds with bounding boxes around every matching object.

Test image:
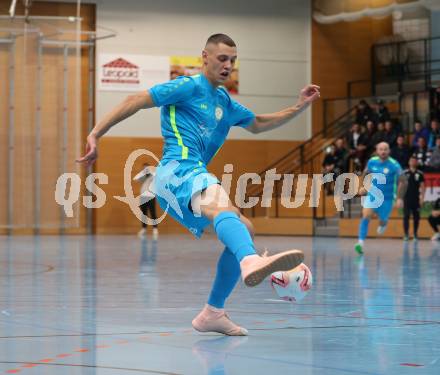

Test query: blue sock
[207,248,241,309]
[359,218,370,241]
[213,212,256,262]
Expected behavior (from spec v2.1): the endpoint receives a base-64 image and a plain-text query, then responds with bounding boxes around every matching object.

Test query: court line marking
[152,342,385,375]
[0,331,178,340]
[258,300,440,308]
[2,324,410,375]
[0,263,54,277]
[250,322,436,331]
[228,309,440,324]
[0,361,181,374]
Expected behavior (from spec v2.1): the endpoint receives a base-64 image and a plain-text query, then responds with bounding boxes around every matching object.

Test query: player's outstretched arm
[76,91,155,166]
[246,84,320,134]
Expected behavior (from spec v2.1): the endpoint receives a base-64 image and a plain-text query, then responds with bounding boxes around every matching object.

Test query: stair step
[314,216,340,227]
[314,227,339,236]
[317,225,339,230]
[325,218,340,226]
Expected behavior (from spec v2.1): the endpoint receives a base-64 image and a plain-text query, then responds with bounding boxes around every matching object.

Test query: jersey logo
[215,106,223,121]
[383,168,389,174]
[200,103,208,110]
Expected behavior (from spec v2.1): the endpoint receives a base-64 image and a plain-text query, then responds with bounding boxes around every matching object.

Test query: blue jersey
[149,74,255,165]
[366,156,402,200]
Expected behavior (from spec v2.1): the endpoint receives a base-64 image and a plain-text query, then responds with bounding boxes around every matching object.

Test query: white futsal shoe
[192,305,248,336]
[377,223,387,235]
[138,228,146,238]
[431,233,440,241]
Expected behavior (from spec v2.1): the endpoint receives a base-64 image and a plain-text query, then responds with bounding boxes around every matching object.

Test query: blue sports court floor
[0,234,439,374]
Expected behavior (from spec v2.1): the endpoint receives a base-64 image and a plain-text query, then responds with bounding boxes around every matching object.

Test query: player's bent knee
[200,203,239,221]
[362,208,373,219]
[194,184,237,220]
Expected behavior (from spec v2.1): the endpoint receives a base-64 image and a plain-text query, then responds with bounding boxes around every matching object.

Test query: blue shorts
[363,194,394,222]
[152,159,219,238]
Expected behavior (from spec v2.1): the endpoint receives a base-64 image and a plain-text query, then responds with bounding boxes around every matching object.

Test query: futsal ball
[270,263,312,302]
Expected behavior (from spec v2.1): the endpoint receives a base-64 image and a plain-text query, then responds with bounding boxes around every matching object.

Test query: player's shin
[207,247,241,309]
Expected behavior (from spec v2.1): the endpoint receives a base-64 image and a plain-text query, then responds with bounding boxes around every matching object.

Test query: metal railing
[244,93,407,222]
[244,102,359,221]
[371,35,440,95]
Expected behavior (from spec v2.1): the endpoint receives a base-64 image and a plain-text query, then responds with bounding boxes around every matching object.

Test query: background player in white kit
[134,162,159,239]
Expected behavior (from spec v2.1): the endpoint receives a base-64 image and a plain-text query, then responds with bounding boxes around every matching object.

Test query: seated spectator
[371,122,386,147]
[322,139,349,194]
[355,99,374,126]
[373,98,391,123]
[364,120,376,157]
[411,137,431,170]
[383,120,397,148]
[322,146,336,194]
[347,123,368,174]
[428,197,440,241]
[426,136,440,172]
[428,119,440,149]
[333,137,349,175]
[412,120,429,147]
[391,134,410,168]
[322,146,335,172]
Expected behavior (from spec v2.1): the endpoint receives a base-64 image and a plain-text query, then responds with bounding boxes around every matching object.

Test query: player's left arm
[246,84,320,134]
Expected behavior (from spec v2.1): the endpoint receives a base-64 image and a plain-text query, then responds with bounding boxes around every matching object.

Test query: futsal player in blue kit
[355,142,405,254]
[77,34,319,335]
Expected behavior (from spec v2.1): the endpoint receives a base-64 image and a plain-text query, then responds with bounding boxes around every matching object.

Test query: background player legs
[138,202,148,238]
[140,202,149,229]
[403,205,411,240]
[356,208,373,254]
[403,206,419,240]
[145,199,158,228]
[428,214,440,240]
[376,199,394,235]
[138,199,159,238]
[412,206,420,239]
[146,198,159,239]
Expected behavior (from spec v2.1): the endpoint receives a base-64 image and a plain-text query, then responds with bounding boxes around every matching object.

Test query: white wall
[95,0,311,140]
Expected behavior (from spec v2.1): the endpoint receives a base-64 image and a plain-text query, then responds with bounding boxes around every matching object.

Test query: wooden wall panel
[252,217,313,236]
[0,1,95,233]
[311,15,393,134]
[95,137,301,234]
[340,218,433,239]
[0,43,9,228]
